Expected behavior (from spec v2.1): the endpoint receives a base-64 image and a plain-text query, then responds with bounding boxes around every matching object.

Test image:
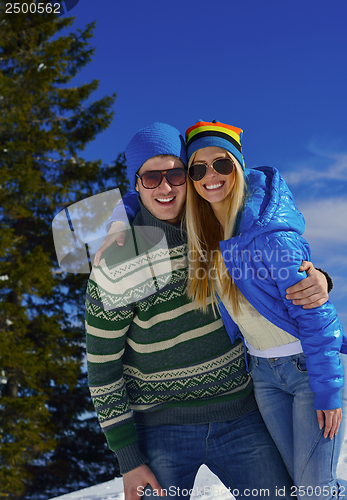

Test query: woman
[184,120,347,498]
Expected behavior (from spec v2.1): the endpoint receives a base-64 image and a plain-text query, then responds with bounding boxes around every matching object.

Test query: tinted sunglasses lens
[189,164,207,181]
[213,159,234,175]
[189,159,235,181]
[166,168,187,186]
[141,171,162,188]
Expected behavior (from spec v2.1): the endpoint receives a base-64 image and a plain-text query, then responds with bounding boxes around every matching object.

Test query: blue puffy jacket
[218,166,346,411]
[108,168,346,410]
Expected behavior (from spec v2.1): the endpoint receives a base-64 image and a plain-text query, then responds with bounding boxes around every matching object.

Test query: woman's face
[190,147,236,207]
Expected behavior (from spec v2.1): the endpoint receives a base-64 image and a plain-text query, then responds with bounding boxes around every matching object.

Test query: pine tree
[0,6,128,498]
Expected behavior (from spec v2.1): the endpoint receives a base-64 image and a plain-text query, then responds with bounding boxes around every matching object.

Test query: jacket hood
[234,166,305,245]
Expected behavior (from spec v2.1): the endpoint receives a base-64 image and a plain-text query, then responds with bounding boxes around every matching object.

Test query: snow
[50,433,347,500]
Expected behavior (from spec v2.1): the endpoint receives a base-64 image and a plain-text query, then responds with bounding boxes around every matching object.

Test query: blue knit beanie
[125,123,188,188]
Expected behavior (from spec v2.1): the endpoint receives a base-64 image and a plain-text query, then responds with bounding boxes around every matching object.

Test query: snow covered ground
[50,433,347,500]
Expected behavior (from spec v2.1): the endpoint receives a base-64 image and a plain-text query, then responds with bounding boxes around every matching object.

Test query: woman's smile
[203,181,225,190]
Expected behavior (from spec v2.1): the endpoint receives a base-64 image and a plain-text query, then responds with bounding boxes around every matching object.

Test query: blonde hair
[185,151,246,315]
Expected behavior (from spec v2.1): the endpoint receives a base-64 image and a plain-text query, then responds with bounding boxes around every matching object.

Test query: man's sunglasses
[136,168,187,189]
[188,158,235,182]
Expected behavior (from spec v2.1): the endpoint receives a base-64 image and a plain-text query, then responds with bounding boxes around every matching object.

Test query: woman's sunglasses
[188,158,235,182]
[136,168,187,189]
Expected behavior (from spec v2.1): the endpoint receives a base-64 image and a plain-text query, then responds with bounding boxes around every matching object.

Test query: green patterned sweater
[85,205,256,474]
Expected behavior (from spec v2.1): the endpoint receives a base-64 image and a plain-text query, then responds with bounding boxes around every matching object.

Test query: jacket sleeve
[259,231,345,410]
[105,190,141,232]
[85,266,148,474]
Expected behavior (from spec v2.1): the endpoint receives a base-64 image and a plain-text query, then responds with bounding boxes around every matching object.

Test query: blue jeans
[135,409,294,499]
[250,353,347,500]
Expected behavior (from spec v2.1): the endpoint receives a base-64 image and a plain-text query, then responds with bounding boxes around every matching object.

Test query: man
[86,123,330,499]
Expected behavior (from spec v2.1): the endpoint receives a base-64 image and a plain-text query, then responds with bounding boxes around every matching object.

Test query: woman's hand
[93,221,128,266]
[316,408,342,439]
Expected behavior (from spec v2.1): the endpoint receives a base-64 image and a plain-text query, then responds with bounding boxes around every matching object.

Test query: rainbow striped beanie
[185,120,245,169]
[125,123,187,188]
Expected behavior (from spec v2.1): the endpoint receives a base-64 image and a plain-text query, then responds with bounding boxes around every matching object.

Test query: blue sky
[62,0,347,326]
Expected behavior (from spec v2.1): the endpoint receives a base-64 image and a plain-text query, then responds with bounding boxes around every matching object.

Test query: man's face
[135,155,187,224]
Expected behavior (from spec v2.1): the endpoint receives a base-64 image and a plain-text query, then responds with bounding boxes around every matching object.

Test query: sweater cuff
[115,441,149,475]
[316,268,334,293]
[314,389,342,411]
